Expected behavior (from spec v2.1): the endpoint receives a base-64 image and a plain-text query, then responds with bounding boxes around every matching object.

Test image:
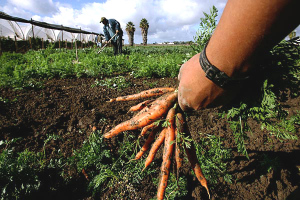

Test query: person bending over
[100,17,123,55]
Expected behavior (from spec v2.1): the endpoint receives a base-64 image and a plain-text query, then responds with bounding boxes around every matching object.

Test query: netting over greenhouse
[0,19,24,40]
[0,11,101,42]
[22,25,56,41]
[55,30,75,42]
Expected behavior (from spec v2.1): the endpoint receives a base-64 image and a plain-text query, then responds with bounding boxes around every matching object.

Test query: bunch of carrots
[103,87,210,200]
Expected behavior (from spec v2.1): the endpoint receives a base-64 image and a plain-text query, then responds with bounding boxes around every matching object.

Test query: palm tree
[140,18,149,45]
[126,21,135,46]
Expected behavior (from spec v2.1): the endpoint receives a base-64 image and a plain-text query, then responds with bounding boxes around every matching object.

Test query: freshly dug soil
[0,75,299,200]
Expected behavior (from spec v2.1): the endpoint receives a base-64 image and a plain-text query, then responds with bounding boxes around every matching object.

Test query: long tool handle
[97,33,118,54]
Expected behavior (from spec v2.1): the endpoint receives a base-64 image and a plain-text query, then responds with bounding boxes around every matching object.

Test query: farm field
[0,43,300,200]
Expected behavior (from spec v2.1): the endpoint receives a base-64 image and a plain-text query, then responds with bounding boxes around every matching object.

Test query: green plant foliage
[194,134,232,185]
[68,131,111,175]
[191,5,218,53]
[0,45,192,88]
[222,38,300,156]
[91,76,132,90]
[0,140,42,199]
[67,130,157,198]
[164,173,188,199]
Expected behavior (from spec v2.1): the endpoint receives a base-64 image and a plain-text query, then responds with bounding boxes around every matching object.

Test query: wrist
[200,40,250,88]
[205,38,252,78]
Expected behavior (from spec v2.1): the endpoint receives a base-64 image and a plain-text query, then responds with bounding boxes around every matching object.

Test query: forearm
[178,0,300,111]
[206,0,300,78]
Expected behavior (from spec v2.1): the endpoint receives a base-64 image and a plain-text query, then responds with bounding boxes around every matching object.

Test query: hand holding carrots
[177,53,238,111]
[104,87,210,199]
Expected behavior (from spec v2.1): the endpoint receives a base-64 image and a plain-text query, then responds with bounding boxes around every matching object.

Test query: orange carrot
[175,113,185,175]
[175,128,183,180]
[82,168,89,181]
[178,112,210,198]
[133,127,158,160]
[103,91,177,139]
[139,122,159,138]
[92,126,97,132]
[142,128,166,171]
[157,107,176,200]
[109,87,175,102]
[185,142,210,199]
[128,99,153,112]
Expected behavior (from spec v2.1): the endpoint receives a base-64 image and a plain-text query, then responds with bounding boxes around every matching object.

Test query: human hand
[178,53,239,111]
[116,30,119,34]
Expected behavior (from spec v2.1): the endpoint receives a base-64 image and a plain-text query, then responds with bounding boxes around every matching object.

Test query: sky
[0,0,299,44]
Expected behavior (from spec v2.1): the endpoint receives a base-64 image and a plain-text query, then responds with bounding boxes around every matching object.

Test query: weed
[91,76,132,90]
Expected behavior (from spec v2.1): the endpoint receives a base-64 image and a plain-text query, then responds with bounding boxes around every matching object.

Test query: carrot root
[143,128,166,171]
[128,99,154,112]
[157,108,176,200]
[82,168,89,181]
[138,122,159,138]
[109,87,175,102]
[103,91,177,139]
[185,143,210,199]
[134,127,158,160]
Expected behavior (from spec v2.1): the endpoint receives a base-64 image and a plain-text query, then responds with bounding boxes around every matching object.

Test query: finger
[178,87,194,112]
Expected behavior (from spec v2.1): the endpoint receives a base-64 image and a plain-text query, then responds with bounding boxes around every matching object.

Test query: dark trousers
[112,35,122,55]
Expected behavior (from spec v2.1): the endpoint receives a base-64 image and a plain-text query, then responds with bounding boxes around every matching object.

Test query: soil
[0,75,299,200]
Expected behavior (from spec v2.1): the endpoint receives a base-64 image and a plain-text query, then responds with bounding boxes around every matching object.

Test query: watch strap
[199,42,249,88]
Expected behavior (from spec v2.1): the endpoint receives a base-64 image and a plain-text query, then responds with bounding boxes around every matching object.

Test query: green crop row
[0,45,192,89]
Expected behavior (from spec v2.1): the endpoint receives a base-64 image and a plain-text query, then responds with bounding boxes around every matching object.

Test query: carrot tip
[205,187,211,199]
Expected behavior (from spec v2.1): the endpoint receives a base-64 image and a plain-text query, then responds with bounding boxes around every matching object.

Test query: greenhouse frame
[0,11,102,43]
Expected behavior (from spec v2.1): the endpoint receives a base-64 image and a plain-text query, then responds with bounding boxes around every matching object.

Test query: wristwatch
[199,42,249,88]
